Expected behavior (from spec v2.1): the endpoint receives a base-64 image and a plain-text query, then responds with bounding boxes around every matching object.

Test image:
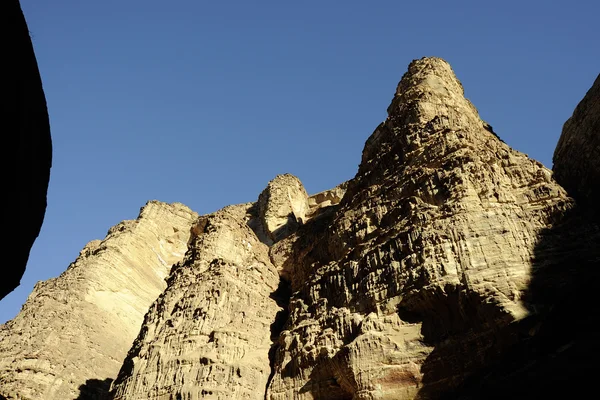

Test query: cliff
[0,202,197,399]
[1,58,598,400]
[264,58,576,399]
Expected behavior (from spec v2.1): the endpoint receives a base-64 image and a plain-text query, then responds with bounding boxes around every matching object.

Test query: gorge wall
[1,58,598,400]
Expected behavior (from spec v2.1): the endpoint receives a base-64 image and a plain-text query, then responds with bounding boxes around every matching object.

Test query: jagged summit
[360,57,496,175]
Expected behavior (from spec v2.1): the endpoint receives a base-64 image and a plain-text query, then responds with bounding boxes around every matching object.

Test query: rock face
[442,73,600,399]
[110,203,283,399]
[6,0,53,300]
[256,174,310,244]
[0,201,197,399]
[553,73,600,210]
[265,58,573,399]
[3,57,599,400]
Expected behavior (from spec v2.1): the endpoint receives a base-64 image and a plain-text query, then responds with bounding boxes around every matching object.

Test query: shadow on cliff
[75,378,113,400]
[414,204,600,399]
[265,278,292,397]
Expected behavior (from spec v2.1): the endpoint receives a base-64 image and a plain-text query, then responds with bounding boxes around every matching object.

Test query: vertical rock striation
[444,71,600,400]
[110,204,280,400]
[110,177,308,398]
[266,57,573,399]
[0,201,197,399]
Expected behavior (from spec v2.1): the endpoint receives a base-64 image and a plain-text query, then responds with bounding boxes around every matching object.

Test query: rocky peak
[255,173,310,244]
[361,57,483,170]
[266,57,573,399]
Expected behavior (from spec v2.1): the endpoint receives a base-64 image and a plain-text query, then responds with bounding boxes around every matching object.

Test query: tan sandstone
[0,201,197,399]
[265,57,573,399]
[3,57,597,400]
[109,199,290,398]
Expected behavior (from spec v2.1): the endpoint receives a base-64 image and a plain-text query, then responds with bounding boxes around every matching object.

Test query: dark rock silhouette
[75,378,113,400]
[4,0,52,300]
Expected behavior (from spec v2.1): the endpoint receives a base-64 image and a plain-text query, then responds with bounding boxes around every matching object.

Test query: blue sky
[3,0,598,323]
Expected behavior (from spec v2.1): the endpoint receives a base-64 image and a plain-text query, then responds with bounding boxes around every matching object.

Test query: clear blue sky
[3,0,598,323]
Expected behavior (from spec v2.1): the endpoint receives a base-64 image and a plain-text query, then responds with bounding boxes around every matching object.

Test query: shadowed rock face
[446,72,600,400]
[553,74,600,212]
[5,0,52,300]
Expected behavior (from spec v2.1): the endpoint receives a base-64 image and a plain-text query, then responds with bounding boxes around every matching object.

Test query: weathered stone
[447,71,600,400]
[4,57,599,400]
[307,182,348,212]
[266,57,573,399]
[256,174,309,244]
[553,73,600,211]
[0,201,197,399]
[6,0,52,300]
[110,203,282,399]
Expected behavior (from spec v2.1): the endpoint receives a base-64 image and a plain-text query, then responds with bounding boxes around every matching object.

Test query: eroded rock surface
[4,57,598,400]
[0,201,197,399]
[265,57,573,399]
[110,202,287,399]
[256,174,310,244]
[553,73,600,210]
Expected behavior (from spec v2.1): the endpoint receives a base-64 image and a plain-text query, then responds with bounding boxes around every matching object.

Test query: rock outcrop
[265,58,574,399]
[6,0,53,300]
[553,73,600,210]
[256,174,310,244]
[110,203,283,399]
[0,202,197,399]
[2,57,599,400]
[440,72,600,399]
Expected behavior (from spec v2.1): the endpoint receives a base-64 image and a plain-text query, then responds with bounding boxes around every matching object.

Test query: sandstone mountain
[1,58,598,400]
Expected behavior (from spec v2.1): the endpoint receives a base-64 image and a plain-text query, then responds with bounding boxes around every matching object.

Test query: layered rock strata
[449,72,600,400]
[7,0,53,300]
[0,201,197,399]
[553,73,600,209]
[110,204,282,399]
[110,175,317,399]
[265,57,573,399]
